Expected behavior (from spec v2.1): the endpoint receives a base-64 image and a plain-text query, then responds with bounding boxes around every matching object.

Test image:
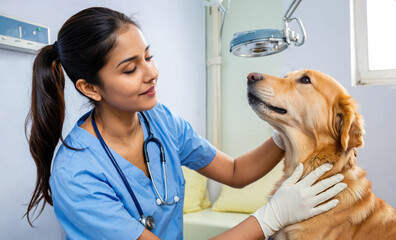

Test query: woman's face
[97,24,159,112]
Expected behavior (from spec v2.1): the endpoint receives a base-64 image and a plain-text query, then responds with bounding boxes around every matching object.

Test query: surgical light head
[230,0,306,57]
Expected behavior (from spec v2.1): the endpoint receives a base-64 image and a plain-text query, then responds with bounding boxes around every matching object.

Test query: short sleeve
[50,168,145,240]
[164,108,216,170]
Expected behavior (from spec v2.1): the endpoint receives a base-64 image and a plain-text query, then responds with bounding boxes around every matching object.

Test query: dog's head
[247,69,364,168]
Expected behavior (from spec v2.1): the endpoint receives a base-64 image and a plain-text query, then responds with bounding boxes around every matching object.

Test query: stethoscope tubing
[140,112,178,206]
[90,109,145,217]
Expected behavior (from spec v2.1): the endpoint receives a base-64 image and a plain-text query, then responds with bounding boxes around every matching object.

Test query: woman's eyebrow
[116,45,150,68]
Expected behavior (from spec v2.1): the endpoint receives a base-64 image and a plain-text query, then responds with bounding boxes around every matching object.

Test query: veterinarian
[25,7,347,240]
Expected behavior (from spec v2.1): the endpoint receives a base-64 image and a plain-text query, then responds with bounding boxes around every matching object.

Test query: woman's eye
[124,55,153,74]
[300,76,311,84]
[124,67,137,74]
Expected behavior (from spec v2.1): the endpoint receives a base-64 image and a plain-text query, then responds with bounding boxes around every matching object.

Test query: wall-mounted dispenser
[0,14,50,54]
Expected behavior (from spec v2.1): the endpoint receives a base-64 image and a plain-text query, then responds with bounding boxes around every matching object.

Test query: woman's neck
[91,105,142,146]
[95,106,141,140]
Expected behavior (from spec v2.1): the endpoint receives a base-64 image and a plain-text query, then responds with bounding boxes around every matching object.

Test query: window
[352,0,396,85]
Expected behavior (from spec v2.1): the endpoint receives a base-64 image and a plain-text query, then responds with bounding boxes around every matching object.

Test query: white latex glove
[272,130,285,151]
[252,163,347,238]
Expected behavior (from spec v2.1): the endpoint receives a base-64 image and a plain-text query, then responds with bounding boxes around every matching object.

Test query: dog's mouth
[248,92,287,115]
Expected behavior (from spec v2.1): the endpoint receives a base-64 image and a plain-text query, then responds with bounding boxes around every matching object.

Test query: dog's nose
[247,72,264,84]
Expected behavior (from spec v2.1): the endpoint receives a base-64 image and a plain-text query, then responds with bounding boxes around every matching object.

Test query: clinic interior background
[0,0,395,239]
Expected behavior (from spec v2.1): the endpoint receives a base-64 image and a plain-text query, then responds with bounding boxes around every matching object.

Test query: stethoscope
[90,108,179,230]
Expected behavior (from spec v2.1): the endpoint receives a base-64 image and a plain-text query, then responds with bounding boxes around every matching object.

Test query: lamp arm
[283,0,303,20]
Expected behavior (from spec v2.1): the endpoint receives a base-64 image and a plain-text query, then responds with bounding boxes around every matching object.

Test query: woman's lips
[140,86,156,96]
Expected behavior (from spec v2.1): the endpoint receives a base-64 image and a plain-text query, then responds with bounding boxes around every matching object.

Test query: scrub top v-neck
[50,103,216,240]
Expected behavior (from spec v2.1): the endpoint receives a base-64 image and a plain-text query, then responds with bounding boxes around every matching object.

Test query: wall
[206,0,283,157]
[281,0,396,207]
[0,1,206,239]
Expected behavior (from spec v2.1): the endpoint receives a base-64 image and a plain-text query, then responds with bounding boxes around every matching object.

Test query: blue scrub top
[50,103,216,240]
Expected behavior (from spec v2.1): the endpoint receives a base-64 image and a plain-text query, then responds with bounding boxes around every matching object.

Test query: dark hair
[24,7,138,226]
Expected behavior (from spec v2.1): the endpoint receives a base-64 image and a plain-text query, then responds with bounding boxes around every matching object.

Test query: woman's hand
[252,163,347,238]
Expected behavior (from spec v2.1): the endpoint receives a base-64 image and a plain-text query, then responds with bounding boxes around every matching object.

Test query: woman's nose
[247,72,264,84]
[143,61,159,81]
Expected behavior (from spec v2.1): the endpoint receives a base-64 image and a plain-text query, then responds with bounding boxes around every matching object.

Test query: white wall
[0,1,206,239]
[282,0,396,207]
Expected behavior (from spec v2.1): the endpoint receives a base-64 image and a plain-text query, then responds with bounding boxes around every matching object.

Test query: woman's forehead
[109,25,148,62]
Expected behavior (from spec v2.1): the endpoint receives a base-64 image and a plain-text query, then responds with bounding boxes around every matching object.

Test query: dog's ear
[335,95,364,151]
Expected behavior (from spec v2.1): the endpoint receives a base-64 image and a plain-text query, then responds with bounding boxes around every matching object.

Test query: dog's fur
[247,69,396,240]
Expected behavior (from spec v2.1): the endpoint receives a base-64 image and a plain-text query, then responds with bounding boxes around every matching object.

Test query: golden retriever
[247,69,396,240]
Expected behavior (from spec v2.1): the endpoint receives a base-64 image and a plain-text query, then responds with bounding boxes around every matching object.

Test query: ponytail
[25,44,66,226]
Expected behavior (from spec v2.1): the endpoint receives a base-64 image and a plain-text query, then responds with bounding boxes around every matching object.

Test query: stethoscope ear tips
[156,196,180,205]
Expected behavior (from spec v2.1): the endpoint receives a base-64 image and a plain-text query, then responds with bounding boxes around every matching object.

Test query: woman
[25,7,346,240]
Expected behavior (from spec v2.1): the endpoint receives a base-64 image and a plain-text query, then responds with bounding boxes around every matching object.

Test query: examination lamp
[230,0,306,57]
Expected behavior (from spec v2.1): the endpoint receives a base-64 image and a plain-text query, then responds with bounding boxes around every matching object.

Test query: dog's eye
[300,76,311,84]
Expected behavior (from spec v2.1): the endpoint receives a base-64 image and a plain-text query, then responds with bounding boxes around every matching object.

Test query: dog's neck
[280,129,356,173]
[281,128,317,174]
[281,128,356,178]
[302,146,357,179]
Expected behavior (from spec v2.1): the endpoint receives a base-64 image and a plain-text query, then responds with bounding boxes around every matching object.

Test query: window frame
[352,0,396,86]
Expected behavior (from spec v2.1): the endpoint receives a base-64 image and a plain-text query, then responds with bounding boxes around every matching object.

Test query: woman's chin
[139,98,158,112]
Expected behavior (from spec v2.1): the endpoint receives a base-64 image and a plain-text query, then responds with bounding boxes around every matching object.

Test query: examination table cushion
[212,161,284,213]
[182,166,211,213]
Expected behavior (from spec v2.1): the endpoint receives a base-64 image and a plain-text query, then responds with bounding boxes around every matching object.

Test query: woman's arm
[138,229,161,240]
[197,137,284,188]
[210,216,265,240]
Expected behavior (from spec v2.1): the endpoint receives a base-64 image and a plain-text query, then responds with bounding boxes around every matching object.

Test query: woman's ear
[75,79,102,101]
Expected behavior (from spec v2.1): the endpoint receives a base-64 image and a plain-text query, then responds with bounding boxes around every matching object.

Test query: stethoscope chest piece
[140,215,155,230]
